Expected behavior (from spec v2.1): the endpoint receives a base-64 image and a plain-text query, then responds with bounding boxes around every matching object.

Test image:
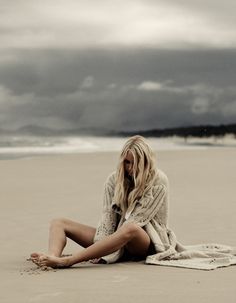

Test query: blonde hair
[113,135,158,212]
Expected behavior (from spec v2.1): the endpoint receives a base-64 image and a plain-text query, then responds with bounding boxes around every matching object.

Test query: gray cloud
[1,1,236,135]
[0,49,235,133]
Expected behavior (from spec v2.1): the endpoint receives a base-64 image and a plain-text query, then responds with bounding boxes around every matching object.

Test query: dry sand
[0,148,235,303]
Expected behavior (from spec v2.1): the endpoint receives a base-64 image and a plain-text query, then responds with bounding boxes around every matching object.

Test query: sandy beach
[0,148,235,303]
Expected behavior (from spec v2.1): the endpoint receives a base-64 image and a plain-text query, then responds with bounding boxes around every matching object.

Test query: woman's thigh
[124,225,151,257]
[58,218,96,248]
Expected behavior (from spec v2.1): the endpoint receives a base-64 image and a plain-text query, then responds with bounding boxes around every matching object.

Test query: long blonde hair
[113,135,158,213]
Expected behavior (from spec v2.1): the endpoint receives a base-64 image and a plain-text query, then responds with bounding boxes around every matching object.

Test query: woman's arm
[93,176,118,242]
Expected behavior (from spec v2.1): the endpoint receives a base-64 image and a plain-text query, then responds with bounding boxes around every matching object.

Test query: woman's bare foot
[30,253,44,266]
[30,252,71,268]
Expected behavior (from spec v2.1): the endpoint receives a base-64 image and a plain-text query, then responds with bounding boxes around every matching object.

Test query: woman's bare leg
[32,223,151,268]
[30,218,96,264]
[48,218,96,257]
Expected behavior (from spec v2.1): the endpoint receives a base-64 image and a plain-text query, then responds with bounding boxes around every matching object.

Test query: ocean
[0,135,235,160]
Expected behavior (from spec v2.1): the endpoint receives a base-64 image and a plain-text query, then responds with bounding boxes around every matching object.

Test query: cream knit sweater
[94,170,236,270]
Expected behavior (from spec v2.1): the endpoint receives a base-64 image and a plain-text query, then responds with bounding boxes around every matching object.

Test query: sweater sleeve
[93,176,118,242]
[124,184,166,227]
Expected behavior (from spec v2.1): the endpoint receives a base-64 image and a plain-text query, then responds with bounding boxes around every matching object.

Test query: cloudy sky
[0,0,236,133]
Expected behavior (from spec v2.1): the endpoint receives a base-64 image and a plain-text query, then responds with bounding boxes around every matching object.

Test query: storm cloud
[0,1,235,133]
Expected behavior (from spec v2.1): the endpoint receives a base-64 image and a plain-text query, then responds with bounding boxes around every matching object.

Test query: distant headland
[0,123,236,138]
[110,124,236,138]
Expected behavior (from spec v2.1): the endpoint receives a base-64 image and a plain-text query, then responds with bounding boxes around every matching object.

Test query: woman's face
[124,150,134,177]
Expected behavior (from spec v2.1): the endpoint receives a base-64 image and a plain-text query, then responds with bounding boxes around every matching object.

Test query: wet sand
[0,148,235,303]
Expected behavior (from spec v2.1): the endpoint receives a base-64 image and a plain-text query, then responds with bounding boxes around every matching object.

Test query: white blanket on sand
[145,243,236,270]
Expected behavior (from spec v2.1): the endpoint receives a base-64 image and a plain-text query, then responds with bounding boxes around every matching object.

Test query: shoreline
[0,135,236,161]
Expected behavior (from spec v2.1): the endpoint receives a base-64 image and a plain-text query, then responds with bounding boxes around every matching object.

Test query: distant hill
[0,123,236,138]
[110,124,236,138]
[0,125,111,137]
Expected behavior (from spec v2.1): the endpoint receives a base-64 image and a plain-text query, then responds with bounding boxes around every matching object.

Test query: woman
[31,135,169,268]
[31,135,236,270]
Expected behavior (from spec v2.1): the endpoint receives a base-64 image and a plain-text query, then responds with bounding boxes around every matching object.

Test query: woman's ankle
[63,256,74,267]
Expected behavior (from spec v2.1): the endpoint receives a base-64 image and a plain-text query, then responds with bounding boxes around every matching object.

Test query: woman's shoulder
[104,171,116,188]
[154,168,169,188]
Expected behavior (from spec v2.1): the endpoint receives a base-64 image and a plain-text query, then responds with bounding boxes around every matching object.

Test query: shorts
[119,241,156,262]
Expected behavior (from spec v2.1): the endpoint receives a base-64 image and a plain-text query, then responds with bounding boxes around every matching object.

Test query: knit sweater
[94,170,236,270]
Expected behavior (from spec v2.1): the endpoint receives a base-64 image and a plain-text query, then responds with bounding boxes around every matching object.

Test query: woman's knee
[50,217,68,229]
[120,222,141,240]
